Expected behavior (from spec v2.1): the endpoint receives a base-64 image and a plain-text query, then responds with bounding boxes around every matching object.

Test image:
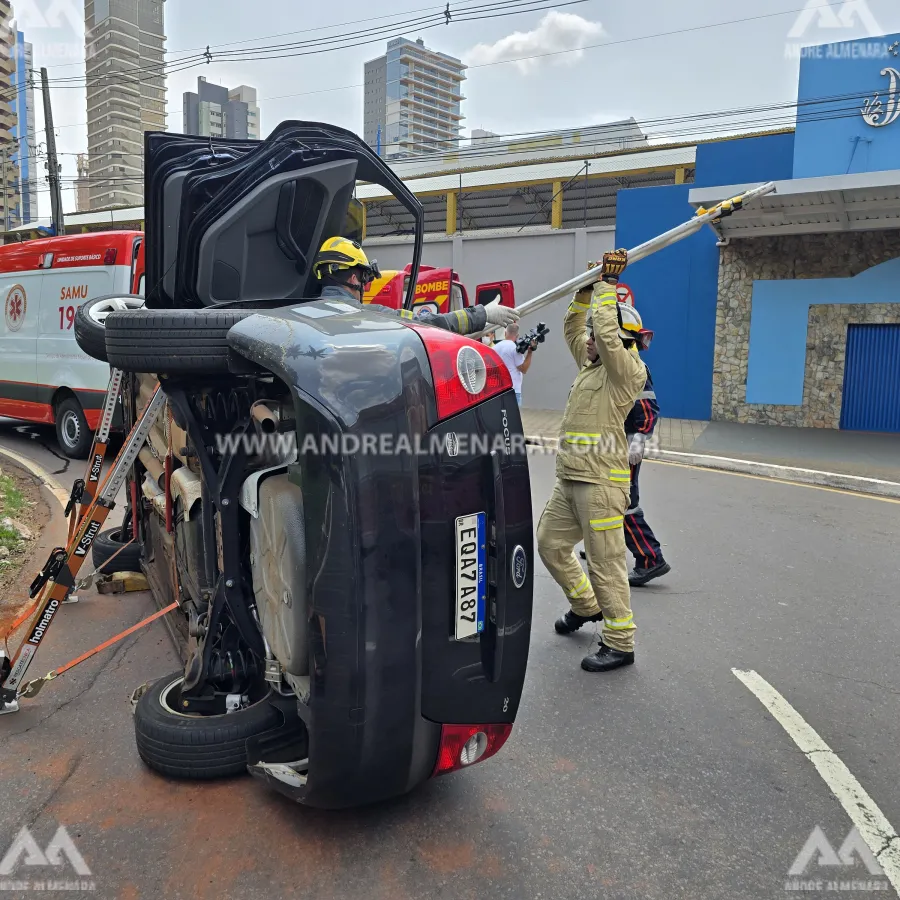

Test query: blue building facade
[11,32,36,226]
[615,31,900,431]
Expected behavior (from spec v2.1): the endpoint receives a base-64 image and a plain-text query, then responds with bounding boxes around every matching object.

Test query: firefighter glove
[628,433,646,466]
[601,249,628,284]
[484,300,520,328]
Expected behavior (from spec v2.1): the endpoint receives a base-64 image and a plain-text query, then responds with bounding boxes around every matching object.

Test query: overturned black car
[76,122,534,809]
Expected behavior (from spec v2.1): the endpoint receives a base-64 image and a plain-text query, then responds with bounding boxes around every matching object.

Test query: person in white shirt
[493,323,536,404]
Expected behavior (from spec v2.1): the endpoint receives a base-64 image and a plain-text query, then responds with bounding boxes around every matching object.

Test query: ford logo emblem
[511,545,527,589]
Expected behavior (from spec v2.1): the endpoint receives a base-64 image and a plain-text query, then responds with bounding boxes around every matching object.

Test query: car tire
[55,397,92,459]
[92,527,142,574]
[104,309,257,375]
[74,294,146,363]
[133,672,283,779]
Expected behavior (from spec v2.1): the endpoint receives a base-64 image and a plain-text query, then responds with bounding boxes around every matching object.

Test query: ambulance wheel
[133,673,283,779]
[92,528,143,575]
[74,294,145,363]
[104,309,256,375]
[55,397,92,459]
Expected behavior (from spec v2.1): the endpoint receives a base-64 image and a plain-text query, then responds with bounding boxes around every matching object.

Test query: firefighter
[579,320,671,585]
[622,366,671,585]
[537,250,647,673]
[312,237,518,334]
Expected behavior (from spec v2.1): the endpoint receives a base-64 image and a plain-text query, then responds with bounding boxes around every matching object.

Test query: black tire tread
[105,309,256,375]
[133,672,283,779]
[91,528,143,575]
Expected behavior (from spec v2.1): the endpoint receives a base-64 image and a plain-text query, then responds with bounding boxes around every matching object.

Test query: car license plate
[455,513,487,640]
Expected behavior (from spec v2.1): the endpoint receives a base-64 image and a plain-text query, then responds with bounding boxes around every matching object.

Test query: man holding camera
[493,322,536,405]
[537,250,649,673]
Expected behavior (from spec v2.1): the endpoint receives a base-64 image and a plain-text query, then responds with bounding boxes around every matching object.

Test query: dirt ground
[0,459,52,638]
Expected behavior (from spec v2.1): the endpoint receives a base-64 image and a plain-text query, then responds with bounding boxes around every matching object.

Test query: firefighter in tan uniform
[536,250,648,672]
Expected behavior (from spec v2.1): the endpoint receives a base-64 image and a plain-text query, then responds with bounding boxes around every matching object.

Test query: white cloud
[465,11,604,74]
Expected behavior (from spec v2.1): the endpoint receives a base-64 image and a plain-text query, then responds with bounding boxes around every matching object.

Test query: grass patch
[0,473,28,567]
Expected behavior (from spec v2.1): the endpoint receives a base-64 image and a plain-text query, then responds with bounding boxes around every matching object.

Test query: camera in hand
[516,322,550,354]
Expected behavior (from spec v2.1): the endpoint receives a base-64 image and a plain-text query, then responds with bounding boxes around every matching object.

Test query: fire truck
[364,264,515,318]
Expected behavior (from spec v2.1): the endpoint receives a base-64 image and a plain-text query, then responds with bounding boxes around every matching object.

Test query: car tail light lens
[407,324,512,421]
[431,723,513,778]
[104,248,118,265]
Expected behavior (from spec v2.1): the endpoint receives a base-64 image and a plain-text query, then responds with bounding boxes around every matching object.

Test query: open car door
[143,122,424,310]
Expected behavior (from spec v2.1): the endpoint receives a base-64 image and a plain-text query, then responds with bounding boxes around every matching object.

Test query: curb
[524,436,900,499]
[0,446,69,508]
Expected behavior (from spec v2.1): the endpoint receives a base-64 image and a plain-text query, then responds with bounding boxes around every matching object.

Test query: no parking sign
[617,283,635,307]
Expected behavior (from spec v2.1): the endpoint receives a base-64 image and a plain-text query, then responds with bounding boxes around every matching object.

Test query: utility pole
[40,68,64,235]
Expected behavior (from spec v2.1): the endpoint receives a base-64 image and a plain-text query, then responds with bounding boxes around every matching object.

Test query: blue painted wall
[746,257,900,405]
[615,186,718,421]
[694,133,795,188]
[793,33,900,178]
[614,132,798,420]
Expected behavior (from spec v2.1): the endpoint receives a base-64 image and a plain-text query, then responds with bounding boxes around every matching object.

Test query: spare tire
[105,309,258,375]
[133,672,284,779]
[92,527,143,574]
[74,294,145,363]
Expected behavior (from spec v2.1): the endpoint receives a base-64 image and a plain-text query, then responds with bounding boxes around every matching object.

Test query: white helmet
[588,301,653,350]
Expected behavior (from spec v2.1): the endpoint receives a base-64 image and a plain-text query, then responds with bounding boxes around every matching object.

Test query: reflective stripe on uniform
[453,309,466,329]
[610,467,631,483]
[590,515,624,531]
[605,613,635,630]
[565,432,604,445]
[568,573,590,598]
[594,289,618,308]
[399,309,414,320]
[570,299,591,311]
[638,391,657,400]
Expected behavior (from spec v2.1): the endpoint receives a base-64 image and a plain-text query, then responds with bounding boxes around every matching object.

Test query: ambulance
[0,231,145,458]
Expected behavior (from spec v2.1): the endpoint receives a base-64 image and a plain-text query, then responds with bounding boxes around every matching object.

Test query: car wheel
[91,527,143,574]
[55,397,92,459]
[133,672,284,779]
[104,309,257,375]
[74,294,145,363]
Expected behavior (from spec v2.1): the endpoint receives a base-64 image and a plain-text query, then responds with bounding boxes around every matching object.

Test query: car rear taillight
[407,324,512,421]
[104,248,118,265]
[431,724,513,778]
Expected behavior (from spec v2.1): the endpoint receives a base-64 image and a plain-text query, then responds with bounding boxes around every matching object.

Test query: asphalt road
[0,438,898,900]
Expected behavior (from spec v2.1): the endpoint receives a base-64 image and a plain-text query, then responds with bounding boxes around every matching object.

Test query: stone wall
[712,230,900,427]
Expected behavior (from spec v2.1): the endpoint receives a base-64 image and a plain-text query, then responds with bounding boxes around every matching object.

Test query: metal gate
[840,324,900,433]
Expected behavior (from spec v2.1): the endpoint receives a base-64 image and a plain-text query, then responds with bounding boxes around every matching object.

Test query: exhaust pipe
[251,401,279,435]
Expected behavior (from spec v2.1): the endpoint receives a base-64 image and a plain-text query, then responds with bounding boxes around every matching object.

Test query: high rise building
[12,31,36,225]
[363,37,466,159]
[183,77,260,140]
[0,0,20,230]
[85,0,167,210]
[75,154,92,213]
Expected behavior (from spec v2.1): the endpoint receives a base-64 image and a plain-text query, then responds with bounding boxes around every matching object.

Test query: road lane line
[732,668,900,891]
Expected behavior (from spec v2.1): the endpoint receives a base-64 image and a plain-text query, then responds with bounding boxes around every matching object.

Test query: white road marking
[733,668,900,892]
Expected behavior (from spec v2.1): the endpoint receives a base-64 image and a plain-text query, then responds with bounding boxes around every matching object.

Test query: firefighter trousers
[537,478,636,653]
[624,461,663,569]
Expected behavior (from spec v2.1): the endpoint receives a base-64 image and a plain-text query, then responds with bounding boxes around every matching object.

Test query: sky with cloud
[12,0,900,218]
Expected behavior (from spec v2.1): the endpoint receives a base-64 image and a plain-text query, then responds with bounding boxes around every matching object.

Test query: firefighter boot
[629,559,671,587]
[555,609,603,635]
[581,640,635,673]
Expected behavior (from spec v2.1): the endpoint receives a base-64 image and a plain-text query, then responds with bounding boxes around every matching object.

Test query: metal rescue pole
[475,181,777,335]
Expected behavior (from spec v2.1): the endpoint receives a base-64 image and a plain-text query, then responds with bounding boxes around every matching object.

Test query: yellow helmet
[313,236,380,284]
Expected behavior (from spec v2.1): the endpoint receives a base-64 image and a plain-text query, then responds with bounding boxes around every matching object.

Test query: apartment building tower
[85,0,167,210]
[364,37,466,158]
[183,77,260,140]
[12,30,36,224]
[0,0,20,230]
